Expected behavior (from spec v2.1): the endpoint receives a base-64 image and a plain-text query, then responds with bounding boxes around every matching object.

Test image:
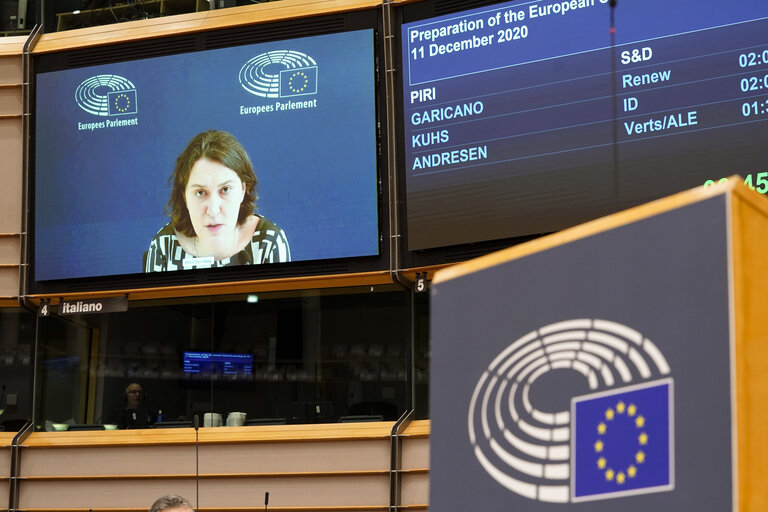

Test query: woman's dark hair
[167,130,258,238]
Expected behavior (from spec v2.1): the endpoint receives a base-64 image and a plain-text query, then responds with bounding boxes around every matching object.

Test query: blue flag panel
[107,89,138,115]
[573,379,673,501]
[279,66,318,97]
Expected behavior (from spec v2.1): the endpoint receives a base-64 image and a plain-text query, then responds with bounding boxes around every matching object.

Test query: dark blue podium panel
[430,195,731,511]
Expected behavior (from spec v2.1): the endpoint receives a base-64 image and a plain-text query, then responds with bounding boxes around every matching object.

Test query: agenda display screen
[34,29,379,281]
[183,352,254,377]
[401,0,768,250]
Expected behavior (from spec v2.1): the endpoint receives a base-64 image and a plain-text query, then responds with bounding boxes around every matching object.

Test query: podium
[429,180,768,511]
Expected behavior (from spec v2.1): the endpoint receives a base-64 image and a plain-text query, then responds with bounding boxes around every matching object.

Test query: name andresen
[78,117,139,131]
[240,98,318,116]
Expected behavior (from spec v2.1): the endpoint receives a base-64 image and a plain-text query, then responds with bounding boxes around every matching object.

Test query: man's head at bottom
[149,495,193,512]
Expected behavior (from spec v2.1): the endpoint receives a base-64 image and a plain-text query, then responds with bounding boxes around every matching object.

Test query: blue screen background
[35,29,379,281]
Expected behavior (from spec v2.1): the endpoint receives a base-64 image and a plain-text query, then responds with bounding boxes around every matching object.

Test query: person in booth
[144,130,290,272]
[106,382,155,429]
[149,495,193,512]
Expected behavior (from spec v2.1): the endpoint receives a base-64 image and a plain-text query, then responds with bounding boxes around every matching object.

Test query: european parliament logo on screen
[75,75,138,117]
[467,319,674,504]
[238,50,318,99]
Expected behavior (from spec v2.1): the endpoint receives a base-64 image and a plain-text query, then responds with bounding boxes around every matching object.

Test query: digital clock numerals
[741,99,768,117]
[704,173,768,194]
[739,50,768,68]
[740,74,768,92]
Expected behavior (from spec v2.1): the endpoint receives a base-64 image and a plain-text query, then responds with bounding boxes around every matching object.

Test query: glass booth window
[35,285,414,430]
[0,308,35,432]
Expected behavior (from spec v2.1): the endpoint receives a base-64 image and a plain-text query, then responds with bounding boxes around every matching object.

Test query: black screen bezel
[29,8,389,295]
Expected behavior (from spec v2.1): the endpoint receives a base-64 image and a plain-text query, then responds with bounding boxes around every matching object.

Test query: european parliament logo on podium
[466,319,675,505]
[572,379,673,501]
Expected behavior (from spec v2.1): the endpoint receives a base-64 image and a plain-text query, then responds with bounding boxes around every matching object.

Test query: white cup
[226,412,246,427]
[203,412,222,427]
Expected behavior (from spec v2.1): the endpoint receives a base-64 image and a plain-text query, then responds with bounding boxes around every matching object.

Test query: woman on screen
[144,130,290,272]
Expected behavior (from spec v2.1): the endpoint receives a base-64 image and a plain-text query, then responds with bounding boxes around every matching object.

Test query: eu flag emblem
[572,379,673,502]
[279,66,318,97]
[108,89,138,115]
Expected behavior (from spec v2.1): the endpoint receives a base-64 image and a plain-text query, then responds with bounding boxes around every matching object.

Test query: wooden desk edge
[23,421,397,447]
[33,0,382,54]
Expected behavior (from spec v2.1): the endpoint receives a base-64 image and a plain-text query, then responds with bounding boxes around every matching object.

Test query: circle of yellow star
[288,72,309,93]
[114,93,131,112]
[594,403,651,487]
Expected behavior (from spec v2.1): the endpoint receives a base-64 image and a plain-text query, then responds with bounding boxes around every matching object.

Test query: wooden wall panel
[19,478,197,509]
[0,50,23,301]
[193,475,389,508]
[0,55,22,81]
[20,445,196,477]
[0,267,19,298]
[11,421,435,510]
[0,235,21,264]
[0,436,11,507]
[400,421,429,509]
[197,439,390,473]
[21,439,389,477]
[0,86,21,114]
[17,424,400,511]
[0,443,10,478]
[401,437,428,470]
[0,483,7,508]
[20,474,390,509]
[0,116,23,234]
[401,472,429,507]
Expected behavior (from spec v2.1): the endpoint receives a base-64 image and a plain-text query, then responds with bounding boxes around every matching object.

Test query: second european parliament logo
[468,319,674,503]
[239,50,318,99]
[75,75,138,117]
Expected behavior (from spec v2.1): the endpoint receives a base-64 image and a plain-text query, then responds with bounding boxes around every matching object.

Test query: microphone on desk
[264,491,269,512]
[194,414,200,512]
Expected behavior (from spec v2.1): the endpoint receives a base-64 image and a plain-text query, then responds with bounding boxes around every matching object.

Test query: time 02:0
[704,173,768,194]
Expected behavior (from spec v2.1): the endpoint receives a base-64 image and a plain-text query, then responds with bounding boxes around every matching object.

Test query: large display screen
[35,29,378,281]
[401,0,768,250]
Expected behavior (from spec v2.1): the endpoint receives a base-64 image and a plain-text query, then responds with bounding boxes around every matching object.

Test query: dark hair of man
[167,130,258,238]
[149,494,193,512]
